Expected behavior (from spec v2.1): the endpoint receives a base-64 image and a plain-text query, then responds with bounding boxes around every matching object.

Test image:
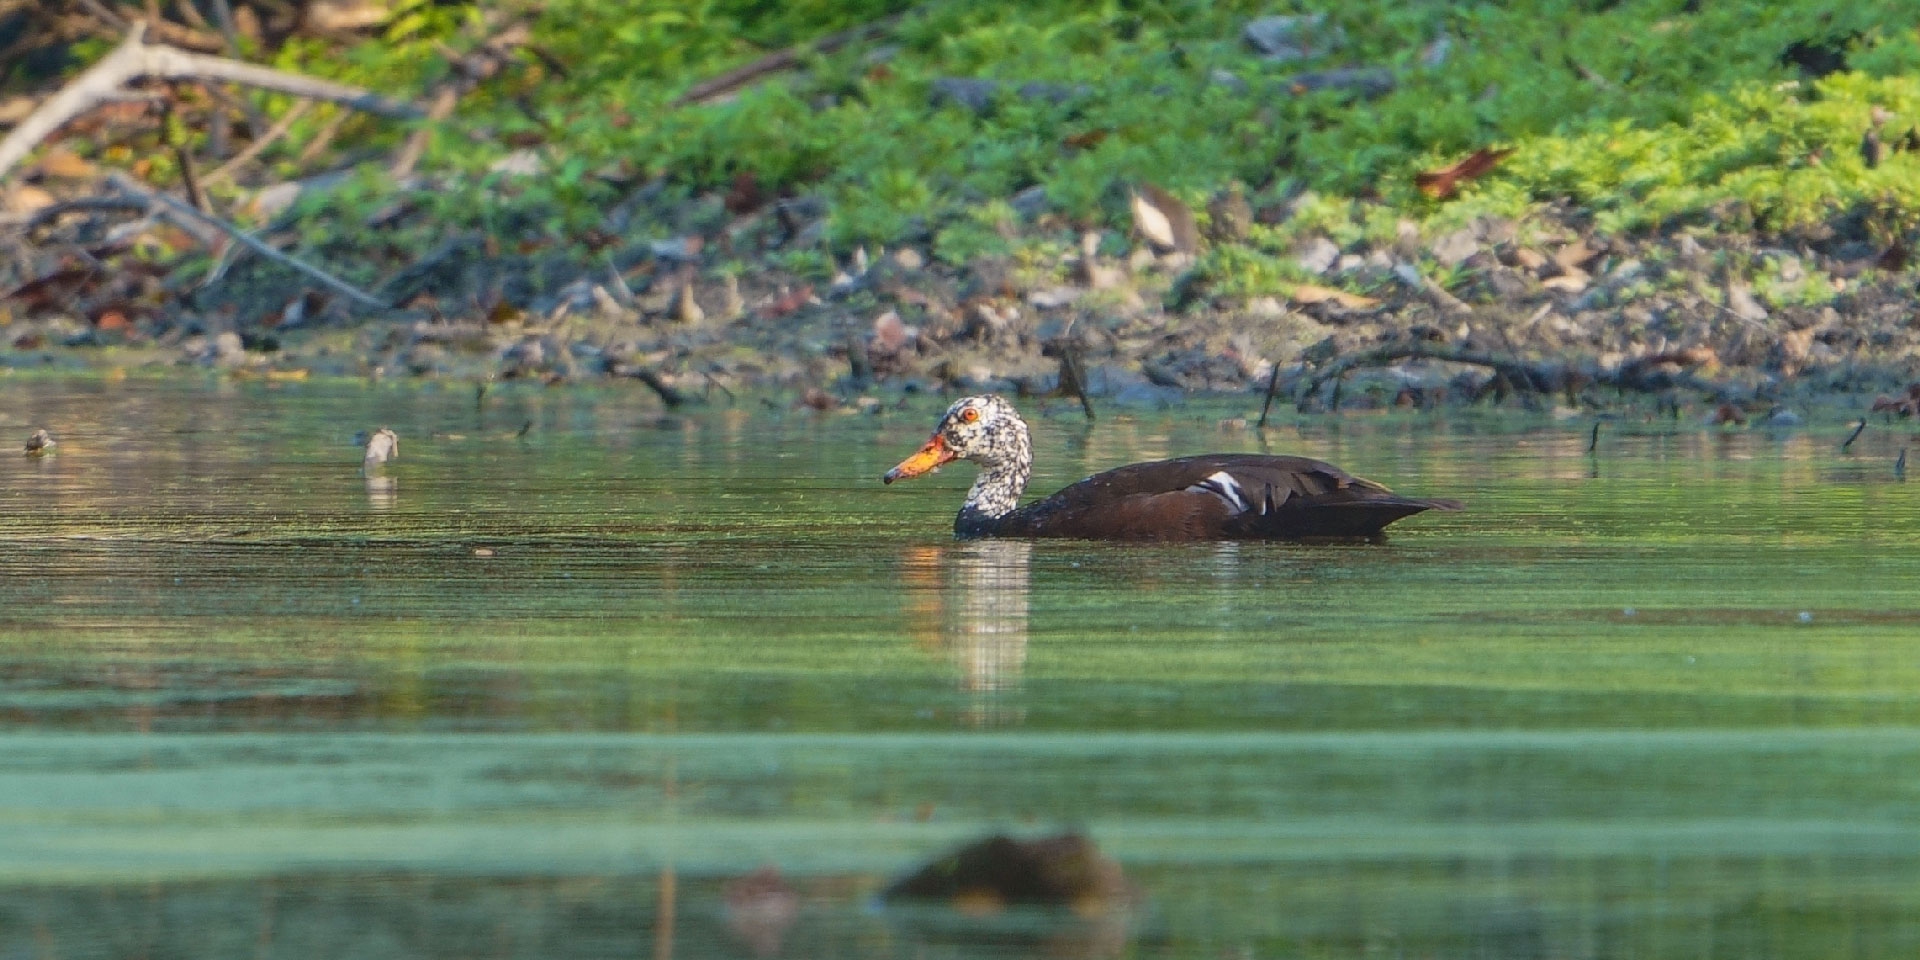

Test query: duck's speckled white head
[883,395,1035,530]
[883,396,1029,481]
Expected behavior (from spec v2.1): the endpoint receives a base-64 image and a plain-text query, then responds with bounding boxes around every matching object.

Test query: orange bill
[883,435,955,484]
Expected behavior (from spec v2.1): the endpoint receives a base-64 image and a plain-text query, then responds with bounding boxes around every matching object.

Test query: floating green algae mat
[1,377,1918,957]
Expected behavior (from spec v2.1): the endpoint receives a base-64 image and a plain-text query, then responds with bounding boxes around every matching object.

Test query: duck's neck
[954,458,1031,537]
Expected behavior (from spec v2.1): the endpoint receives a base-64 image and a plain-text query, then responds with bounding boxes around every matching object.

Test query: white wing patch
[1188,470,1253,514]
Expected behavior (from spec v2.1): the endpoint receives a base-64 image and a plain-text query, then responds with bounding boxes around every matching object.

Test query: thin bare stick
[1841,419,1866,452]
[1587,421,1601,453]
[673,11,910,107]
[105,171,387,308]
[1257,362,1282,428]
[203,99,310,184]
[1057,348,1095,421]
[389,87,458,178]
[158,96,207,213]
[391,22,530,177]
[0,22,420,180]
[294,108,349,166]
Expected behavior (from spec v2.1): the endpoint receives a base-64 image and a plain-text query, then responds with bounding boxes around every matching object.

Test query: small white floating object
[1798,611,1813,623]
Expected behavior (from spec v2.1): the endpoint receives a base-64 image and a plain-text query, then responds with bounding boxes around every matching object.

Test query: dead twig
[1257,361,1282,429]
[1057,347,1095,422]
[0,22,421,181]
[157,95,207,213]
[1841,419,1866,452]
[105,171,387,309]
[202,100,310,185]
[390,21,532,178]
[672,11,911,107]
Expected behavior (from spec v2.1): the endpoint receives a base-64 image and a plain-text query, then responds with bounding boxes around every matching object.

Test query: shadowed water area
[2,377,1918,958]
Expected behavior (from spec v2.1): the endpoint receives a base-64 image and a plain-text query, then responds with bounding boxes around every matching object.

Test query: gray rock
[930,76,999,114]
[1726,282,1769,322]
[1428,228,1480,266]
[1280,67,1394,99]
[1243,14,1340,62]
[488,149,543,176]
[1208,68,1248,94]
[1027,286,1082,309]
[1009,185,1048,219]
[1486,267,1531,299]
[1297,237,1341,274]
[210,331,246,367]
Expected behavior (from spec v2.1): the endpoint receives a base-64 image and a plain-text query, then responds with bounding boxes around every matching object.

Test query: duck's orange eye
[960,407,979,422]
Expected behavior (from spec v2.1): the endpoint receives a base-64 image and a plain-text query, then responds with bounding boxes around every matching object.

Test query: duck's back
[988,454,1460,540]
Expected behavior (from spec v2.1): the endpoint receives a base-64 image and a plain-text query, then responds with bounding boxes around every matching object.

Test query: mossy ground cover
[243,0,1920,256]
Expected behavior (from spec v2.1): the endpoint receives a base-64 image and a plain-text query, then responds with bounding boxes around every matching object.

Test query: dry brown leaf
[1062,128,1110,150]
[1413,147,1514,199]
[1552,239,1598,270]
[36,149,96,179]
[1289,283,1378,309]
[0,96,34,126]
[3,184,55,215]
[1541,272,1589,294]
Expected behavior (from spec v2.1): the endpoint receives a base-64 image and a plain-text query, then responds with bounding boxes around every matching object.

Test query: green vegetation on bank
[231,0,1920,256]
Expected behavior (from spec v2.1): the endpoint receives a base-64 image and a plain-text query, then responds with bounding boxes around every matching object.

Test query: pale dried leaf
[1289,283,1378,309]
[1130,183,1199,254]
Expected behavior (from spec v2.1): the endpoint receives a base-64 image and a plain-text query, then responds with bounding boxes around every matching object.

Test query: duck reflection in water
[903,540,1031,726]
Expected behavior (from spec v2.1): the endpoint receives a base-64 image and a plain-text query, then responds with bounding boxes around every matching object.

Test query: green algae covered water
[2,376,1918,958]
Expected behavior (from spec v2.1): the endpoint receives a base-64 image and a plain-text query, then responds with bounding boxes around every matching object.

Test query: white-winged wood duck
[883,395,1461,540]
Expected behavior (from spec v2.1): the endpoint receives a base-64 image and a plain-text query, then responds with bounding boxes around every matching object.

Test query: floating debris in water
[1799,611,1814,623]
[362,427,399,473]
[23,429,54,455]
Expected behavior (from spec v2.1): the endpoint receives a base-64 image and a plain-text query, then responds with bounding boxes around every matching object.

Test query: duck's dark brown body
[968,454,1461,541]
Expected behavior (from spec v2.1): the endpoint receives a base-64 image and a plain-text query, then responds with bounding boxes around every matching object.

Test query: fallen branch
[612,363,695,407]
[1297,343,1734,411]
[105,171,387,309]
[0,22,421,181]
[672,11,911,107]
